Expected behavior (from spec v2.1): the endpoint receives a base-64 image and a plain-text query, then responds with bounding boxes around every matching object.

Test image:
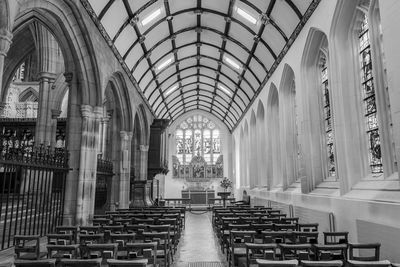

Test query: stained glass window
[320,56,336,177]
[359,14,383,175]
[175,115,222,165]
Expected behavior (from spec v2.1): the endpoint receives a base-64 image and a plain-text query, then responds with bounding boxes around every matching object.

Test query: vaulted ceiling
[82,0,319,131]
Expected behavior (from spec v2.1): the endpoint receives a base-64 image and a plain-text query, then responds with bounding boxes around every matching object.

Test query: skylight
[218,84,232,96]
[236,7,257,24]
[224,56,241,70]
[157,57,173,71]
[165,85,178,96]
[141,8,162,26]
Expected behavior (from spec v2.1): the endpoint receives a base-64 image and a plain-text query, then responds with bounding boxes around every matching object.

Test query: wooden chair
[143,232,171,267]
[80,226,101,235]
[58,258,102,267]
[14,259,56,267]
[262,231,294,244]
[279,243,312,260]
[293,231,318,244]
[109,233,136,259]
[106,259,148,267]
[78,233,104,258]
[55,226,79,244]
[347,260,391,267]
[47,244,80,259]
[229,230,256,267]
[348,243,381,261]
[86,243,118,260]
[323,232,348,245]
[126,242,157,265]
[245,243,278,267]
[14,235,46,260]
[47,233,74,245]
[256,259,298,266]
[297,223,318,232]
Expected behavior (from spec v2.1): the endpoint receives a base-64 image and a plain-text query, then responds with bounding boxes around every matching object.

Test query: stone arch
[249,110,257,188]
[300,27,331,190]
[256,100,267,187]
[243,120,249,187]
[267,83,281,189]
[8,0,101,106]
[19,87,38,102]
[330,0,394,193]
[239,126,245,188]
[279,63,298,187]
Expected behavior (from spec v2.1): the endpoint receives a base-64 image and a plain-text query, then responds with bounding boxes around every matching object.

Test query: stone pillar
[139,145,149,180]
[35,72,56,145]
[62,72,80,225]
[75,105,102,225]
[118,131,132,209]
[101,115,110,157]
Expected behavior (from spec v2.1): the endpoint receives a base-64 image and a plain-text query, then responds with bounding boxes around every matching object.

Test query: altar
[181,190,215,205]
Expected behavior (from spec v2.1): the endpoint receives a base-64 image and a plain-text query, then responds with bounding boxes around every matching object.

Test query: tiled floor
[173,211,226,267]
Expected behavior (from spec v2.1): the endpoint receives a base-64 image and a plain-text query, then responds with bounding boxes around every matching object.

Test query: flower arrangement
[220,177,233,191]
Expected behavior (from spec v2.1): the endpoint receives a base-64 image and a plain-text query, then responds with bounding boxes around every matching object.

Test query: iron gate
[0,134,68,250]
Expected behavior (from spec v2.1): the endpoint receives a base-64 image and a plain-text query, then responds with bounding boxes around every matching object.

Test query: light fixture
[224,56,241,70]
[157,57,173,71]
[141,8,162,26]
[236,6,257,24]
[218,84,232,96]
[165,85,178,95]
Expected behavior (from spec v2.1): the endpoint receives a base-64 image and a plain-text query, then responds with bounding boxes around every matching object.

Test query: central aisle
[174,211,226,266]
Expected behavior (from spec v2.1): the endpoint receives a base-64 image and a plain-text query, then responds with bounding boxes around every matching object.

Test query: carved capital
[93,106,103,118]
[37,72,57,82]
[81,104,93,118]
[140,145,149,152]
[51,109,62,119]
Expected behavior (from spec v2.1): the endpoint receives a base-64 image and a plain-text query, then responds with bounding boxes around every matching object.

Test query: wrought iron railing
[0,134,69,250]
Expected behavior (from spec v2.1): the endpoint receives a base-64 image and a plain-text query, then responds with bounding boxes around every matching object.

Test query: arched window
[358,13,383,175]
[172,114,223,179]
[320,55,336,178]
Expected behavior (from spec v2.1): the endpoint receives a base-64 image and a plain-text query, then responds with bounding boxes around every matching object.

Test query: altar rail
[162,198,191,209]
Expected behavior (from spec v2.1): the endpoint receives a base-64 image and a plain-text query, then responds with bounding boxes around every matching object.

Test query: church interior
[1,0,400,266]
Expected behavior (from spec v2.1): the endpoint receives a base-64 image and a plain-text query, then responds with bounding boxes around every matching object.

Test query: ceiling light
[236,7,257,24]
[224,56,241,69]
[141,8,162,26]
[165,85,178,95]
[157,57,173,71]
[218,84,232,96]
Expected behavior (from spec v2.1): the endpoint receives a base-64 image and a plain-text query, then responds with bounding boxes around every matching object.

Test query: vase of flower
[218,177,232,207]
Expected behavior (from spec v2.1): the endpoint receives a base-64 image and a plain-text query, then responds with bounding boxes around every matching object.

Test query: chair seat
[17,252,47,260]
[256,259,298,266]
[347,260,391,267]
[301,260,343,266]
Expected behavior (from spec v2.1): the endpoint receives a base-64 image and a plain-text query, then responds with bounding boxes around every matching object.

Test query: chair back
[14,259,56,267]
[348,243,381,261]
[256,259,298,266]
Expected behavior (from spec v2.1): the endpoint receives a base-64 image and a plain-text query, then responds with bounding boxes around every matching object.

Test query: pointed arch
[267,83,281,188]
[256,100,267,187]
[300,27,334,189]
[279,64,298,187]
[249,110,257,188]
[19,87,39,102]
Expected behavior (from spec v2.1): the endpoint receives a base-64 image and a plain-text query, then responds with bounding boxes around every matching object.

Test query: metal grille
[0,134,68,250]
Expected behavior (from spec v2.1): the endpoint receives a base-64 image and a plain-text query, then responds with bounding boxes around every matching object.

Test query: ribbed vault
[82,0,319,131]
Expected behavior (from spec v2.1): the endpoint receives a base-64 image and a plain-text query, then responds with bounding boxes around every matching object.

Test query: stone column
[139,145,149,180]
[0,29,12,116]
[101,115,110,157]
[75,105,102,225]
[35,72,56,145]
[118,131,132,209]
[62,72,80,225]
